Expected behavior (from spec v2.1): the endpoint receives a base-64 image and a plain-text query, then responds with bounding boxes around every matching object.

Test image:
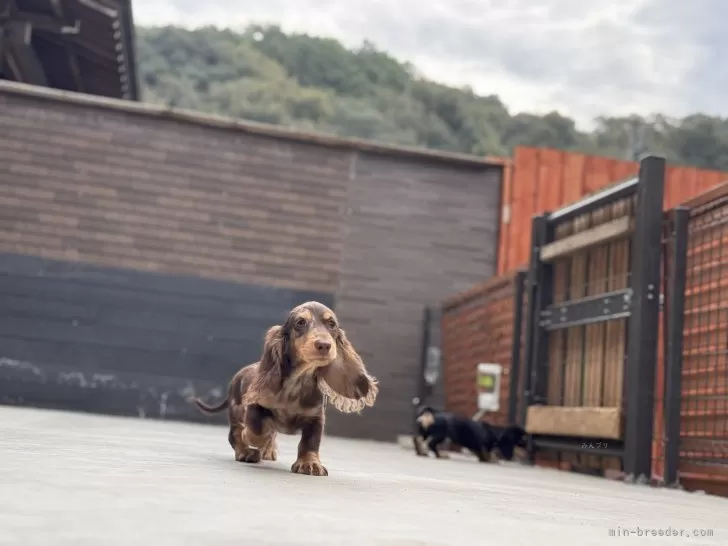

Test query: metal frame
[540,288,633,330]
[413,305,442,419]
[508,270,526,424]
[520,215,553,424]
[663,207,689,486]
[622,156,666,482]
[520,156,666,479]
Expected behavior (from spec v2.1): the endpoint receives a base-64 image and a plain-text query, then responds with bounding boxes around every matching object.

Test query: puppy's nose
[314,340,331,355]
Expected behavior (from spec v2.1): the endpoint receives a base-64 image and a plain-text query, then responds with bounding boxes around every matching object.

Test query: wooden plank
[582,206,611,470]
[536,148,565,212]
[547,223,571,406]
[525,405,623,439]
[515,147,539,268]
[541,216,632,262]
[497,160,514,274]
[583,155,614,195]
[561,152,586,206]
[563,214,589,409]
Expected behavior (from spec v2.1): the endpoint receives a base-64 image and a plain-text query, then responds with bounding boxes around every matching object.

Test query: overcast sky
[131,0,725,129]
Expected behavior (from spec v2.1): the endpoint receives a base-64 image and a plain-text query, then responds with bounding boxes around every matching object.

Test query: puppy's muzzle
[314,339,332,357]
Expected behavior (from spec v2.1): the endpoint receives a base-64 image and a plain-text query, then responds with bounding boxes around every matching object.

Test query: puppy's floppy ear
[251,325,290,397]
[319,327,378,414]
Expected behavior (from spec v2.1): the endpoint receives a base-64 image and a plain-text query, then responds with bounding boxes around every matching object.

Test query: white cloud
[130,0,724,129]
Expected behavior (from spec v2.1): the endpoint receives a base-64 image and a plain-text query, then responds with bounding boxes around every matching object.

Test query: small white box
[476,363,502,412]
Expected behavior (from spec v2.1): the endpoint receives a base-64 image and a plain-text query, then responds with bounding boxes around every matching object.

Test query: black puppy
[413,406,497,462]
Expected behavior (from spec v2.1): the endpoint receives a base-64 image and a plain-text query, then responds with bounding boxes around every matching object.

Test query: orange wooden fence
[497,146,728,274]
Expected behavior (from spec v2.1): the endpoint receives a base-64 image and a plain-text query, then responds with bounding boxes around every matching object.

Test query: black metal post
[508,270,527,424]
[623,155,666,483]
[532,219,554,406]
[519,215,549,426]
[663,207,689,486]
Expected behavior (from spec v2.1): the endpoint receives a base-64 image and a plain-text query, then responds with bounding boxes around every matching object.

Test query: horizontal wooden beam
[526,405,623,439]
[541,215,632,262]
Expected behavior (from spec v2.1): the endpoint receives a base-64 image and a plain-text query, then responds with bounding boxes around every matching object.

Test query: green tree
[135,25,728,170]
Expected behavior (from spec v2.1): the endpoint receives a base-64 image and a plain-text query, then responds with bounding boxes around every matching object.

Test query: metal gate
[521,155,666,482]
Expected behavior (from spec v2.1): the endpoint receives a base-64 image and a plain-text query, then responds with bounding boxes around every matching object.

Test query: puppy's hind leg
[238,403,277,464]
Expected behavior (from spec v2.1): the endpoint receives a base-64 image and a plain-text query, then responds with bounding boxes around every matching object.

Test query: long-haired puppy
[193,301,378,476]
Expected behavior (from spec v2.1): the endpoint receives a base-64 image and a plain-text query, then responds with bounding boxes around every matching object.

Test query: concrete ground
[1,406,726,546]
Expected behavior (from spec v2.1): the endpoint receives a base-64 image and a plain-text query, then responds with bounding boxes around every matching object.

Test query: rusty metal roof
[0,0,138,100]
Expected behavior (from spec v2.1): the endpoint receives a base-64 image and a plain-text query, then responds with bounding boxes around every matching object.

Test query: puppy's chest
[270,407,320,434]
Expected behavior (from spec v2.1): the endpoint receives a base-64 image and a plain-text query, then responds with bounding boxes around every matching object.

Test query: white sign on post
[476,363,502,412]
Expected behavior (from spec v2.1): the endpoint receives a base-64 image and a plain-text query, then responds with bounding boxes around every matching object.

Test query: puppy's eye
[295,318,307,329]
[327,320,337,329]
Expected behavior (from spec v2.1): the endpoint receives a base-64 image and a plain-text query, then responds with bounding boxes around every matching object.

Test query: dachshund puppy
[413,406,497,462]
[193,301,378,476]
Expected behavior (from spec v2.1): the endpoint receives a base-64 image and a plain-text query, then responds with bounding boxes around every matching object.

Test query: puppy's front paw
[291,454,328,476]
[260,442,278,461]
[235,446,261,464]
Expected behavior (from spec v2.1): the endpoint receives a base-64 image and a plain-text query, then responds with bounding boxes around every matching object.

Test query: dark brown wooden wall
[0,90,349,293]
[330,155,502,439]
[0,82,503,441]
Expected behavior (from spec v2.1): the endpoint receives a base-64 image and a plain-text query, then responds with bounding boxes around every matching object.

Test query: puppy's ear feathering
[318,328,378,414]
[252,324,289,395]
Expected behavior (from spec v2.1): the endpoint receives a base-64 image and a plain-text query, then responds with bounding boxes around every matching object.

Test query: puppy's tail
[193,397,229,414]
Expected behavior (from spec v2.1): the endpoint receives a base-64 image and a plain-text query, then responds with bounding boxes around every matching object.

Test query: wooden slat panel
[526,406,622,439]
[540,216,632,262]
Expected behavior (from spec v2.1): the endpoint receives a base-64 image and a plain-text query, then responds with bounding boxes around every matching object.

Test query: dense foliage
[136,25,728,170]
